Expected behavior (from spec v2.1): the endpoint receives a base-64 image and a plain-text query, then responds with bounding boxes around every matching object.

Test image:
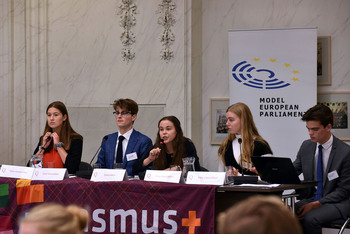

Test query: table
[0,177,316,234]
[215,183,317,218]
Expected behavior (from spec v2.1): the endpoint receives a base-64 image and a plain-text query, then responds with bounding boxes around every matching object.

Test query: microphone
[152,139,164,169]
[89,136,108,166]
[231,137,258,185]
[38,136,52,154]
[238,138,243,176]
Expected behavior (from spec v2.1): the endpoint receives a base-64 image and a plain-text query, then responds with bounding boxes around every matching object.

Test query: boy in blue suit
[96,99,153,176]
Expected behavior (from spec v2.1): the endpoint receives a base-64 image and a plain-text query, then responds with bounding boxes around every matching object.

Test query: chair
[281,192,299,213]
[200,166,209,171]
[76,161,93,179]
[322,217,350,234]
[79,161,93,171]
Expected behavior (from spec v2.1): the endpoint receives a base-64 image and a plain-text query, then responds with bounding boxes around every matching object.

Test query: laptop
[251,156,316,184]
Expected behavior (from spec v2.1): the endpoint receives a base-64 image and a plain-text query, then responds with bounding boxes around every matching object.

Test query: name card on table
[0,165,34,180]
[186,172,226,185]
[144,170,184,183]
[90,169,128,182]
[32,168,68,181]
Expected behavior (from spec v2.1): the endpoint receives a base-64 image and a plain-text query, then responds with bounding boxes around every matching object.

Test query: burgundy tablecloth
[0,177,216,233]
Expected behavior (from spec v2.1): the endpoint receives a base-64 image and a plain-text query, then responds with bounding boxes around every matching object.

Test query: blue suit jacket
[96,130,153,176]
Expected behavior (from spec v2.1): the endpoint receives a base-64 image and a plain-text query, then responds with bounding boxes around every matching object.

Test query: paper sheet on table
[235,183,281,188]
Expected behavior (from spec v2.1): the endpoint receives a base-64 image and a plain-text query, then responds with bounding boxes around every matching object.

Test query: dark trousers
[296,199,344,234]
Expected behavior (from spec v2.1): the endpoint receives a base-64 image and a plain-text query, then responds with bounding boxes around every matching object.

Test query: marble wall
[1,0,349,171]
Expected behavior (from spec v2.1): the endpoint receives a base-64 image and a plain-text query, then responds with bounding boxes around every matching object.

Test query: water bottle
[182,157,195,181]
[29,154,43,168]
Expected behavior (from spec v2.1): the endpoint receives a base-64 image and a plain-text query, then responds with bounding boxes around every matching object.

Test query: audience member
[19,203,89,234]
[217,195,302,234]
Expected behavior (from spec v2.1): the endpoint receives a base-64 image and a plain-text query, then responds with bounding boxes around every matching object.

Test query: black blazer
[224,140,272,175]
[132,138,201,175]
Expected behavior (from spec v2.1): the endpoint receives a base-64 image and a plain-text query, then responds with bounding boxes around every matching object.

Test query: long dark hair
[42,101,82,151]
[153,116,186,169]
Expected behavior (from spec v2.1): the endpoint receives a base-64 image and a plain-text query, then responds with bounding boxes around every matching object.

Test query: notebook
[251,156,315,184]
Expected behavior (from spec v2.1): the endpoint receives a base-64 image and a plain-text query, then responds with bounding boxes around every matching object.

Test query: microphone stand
[232,138,258,185]
[238,138,243,176]
[89,136,108,167]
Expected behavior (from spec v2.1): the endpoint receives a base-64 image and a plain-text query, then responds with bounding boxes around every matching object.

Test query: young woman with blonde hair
[218,102,272,175]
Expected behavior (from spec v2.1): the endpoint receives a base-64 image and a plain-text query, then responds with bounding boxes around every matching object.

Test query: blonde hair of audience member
[218,102,271,166]
[217,195,302,234]
[20,203,89,234]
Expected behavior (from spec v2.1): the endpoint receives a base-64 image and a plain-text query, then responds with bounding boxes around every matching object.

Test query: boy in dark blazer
[294,104,350,234]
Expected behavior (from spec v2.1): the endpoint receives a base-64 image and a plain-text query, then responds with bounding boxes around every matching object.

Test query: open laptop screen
[251,156,302,184]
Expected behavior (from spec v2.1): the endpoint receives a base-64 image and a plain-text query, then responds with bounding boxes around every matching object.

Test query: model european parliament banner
[228,28,317,160]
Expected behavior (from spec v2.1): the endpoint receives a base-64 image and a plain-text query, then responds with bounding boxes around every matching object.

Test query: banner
[0,177,216,233]
[228,28,317,160]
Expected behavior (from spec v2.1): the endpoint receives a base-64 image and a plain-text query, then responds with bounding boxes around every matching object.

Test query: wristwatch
[54,142,64,150]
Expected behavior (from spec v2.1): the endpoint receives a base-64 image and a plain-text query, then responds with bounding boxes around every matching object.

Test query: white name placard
[144,170,184,183]
[0,165,34,180]
[186,172,226,185]
[90,169,128,182]
[31,168,68,181]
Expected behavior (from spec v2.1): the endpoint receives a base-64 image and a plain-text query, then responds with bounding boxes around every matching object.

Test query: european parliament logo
[231,59,300,90]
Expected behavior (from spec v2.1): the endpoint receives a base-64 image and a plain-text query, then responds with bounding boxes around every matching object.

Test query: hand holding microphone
[43,132,53,145]
[149,139,164,161]
[148,148,161,162]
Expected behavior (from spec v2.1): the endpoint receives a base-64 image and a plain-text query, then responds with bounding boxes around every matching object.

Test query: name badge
[126,152,138,161]
[328,170,339,181]
[32,168,68,181]
[186,172,226,185]
[91,169,128,182]
[144,170,184,183]
[0,165,34,180]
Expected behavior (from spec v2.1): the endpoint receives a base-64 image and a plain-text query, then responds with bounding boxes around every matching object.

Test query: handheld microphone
[89,136,108,167]
[38,136,52,154]
[238,138,243,176]
[152,139,164,169]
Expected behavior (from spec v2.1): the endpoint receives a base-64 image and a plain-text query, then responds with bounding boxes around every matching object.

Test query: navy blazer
[96,130,153,176]
[293,135,350,217]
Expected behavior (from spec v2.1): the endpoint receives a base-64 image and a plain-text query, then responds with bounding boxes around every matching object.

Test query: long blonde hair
[20,203,89,234]
[218,102,270,166]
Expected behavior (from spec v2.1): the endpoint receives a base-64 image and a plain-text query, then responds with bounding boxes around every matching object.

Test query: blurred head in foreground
[19,203,89,234]
[217,195,302,234]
